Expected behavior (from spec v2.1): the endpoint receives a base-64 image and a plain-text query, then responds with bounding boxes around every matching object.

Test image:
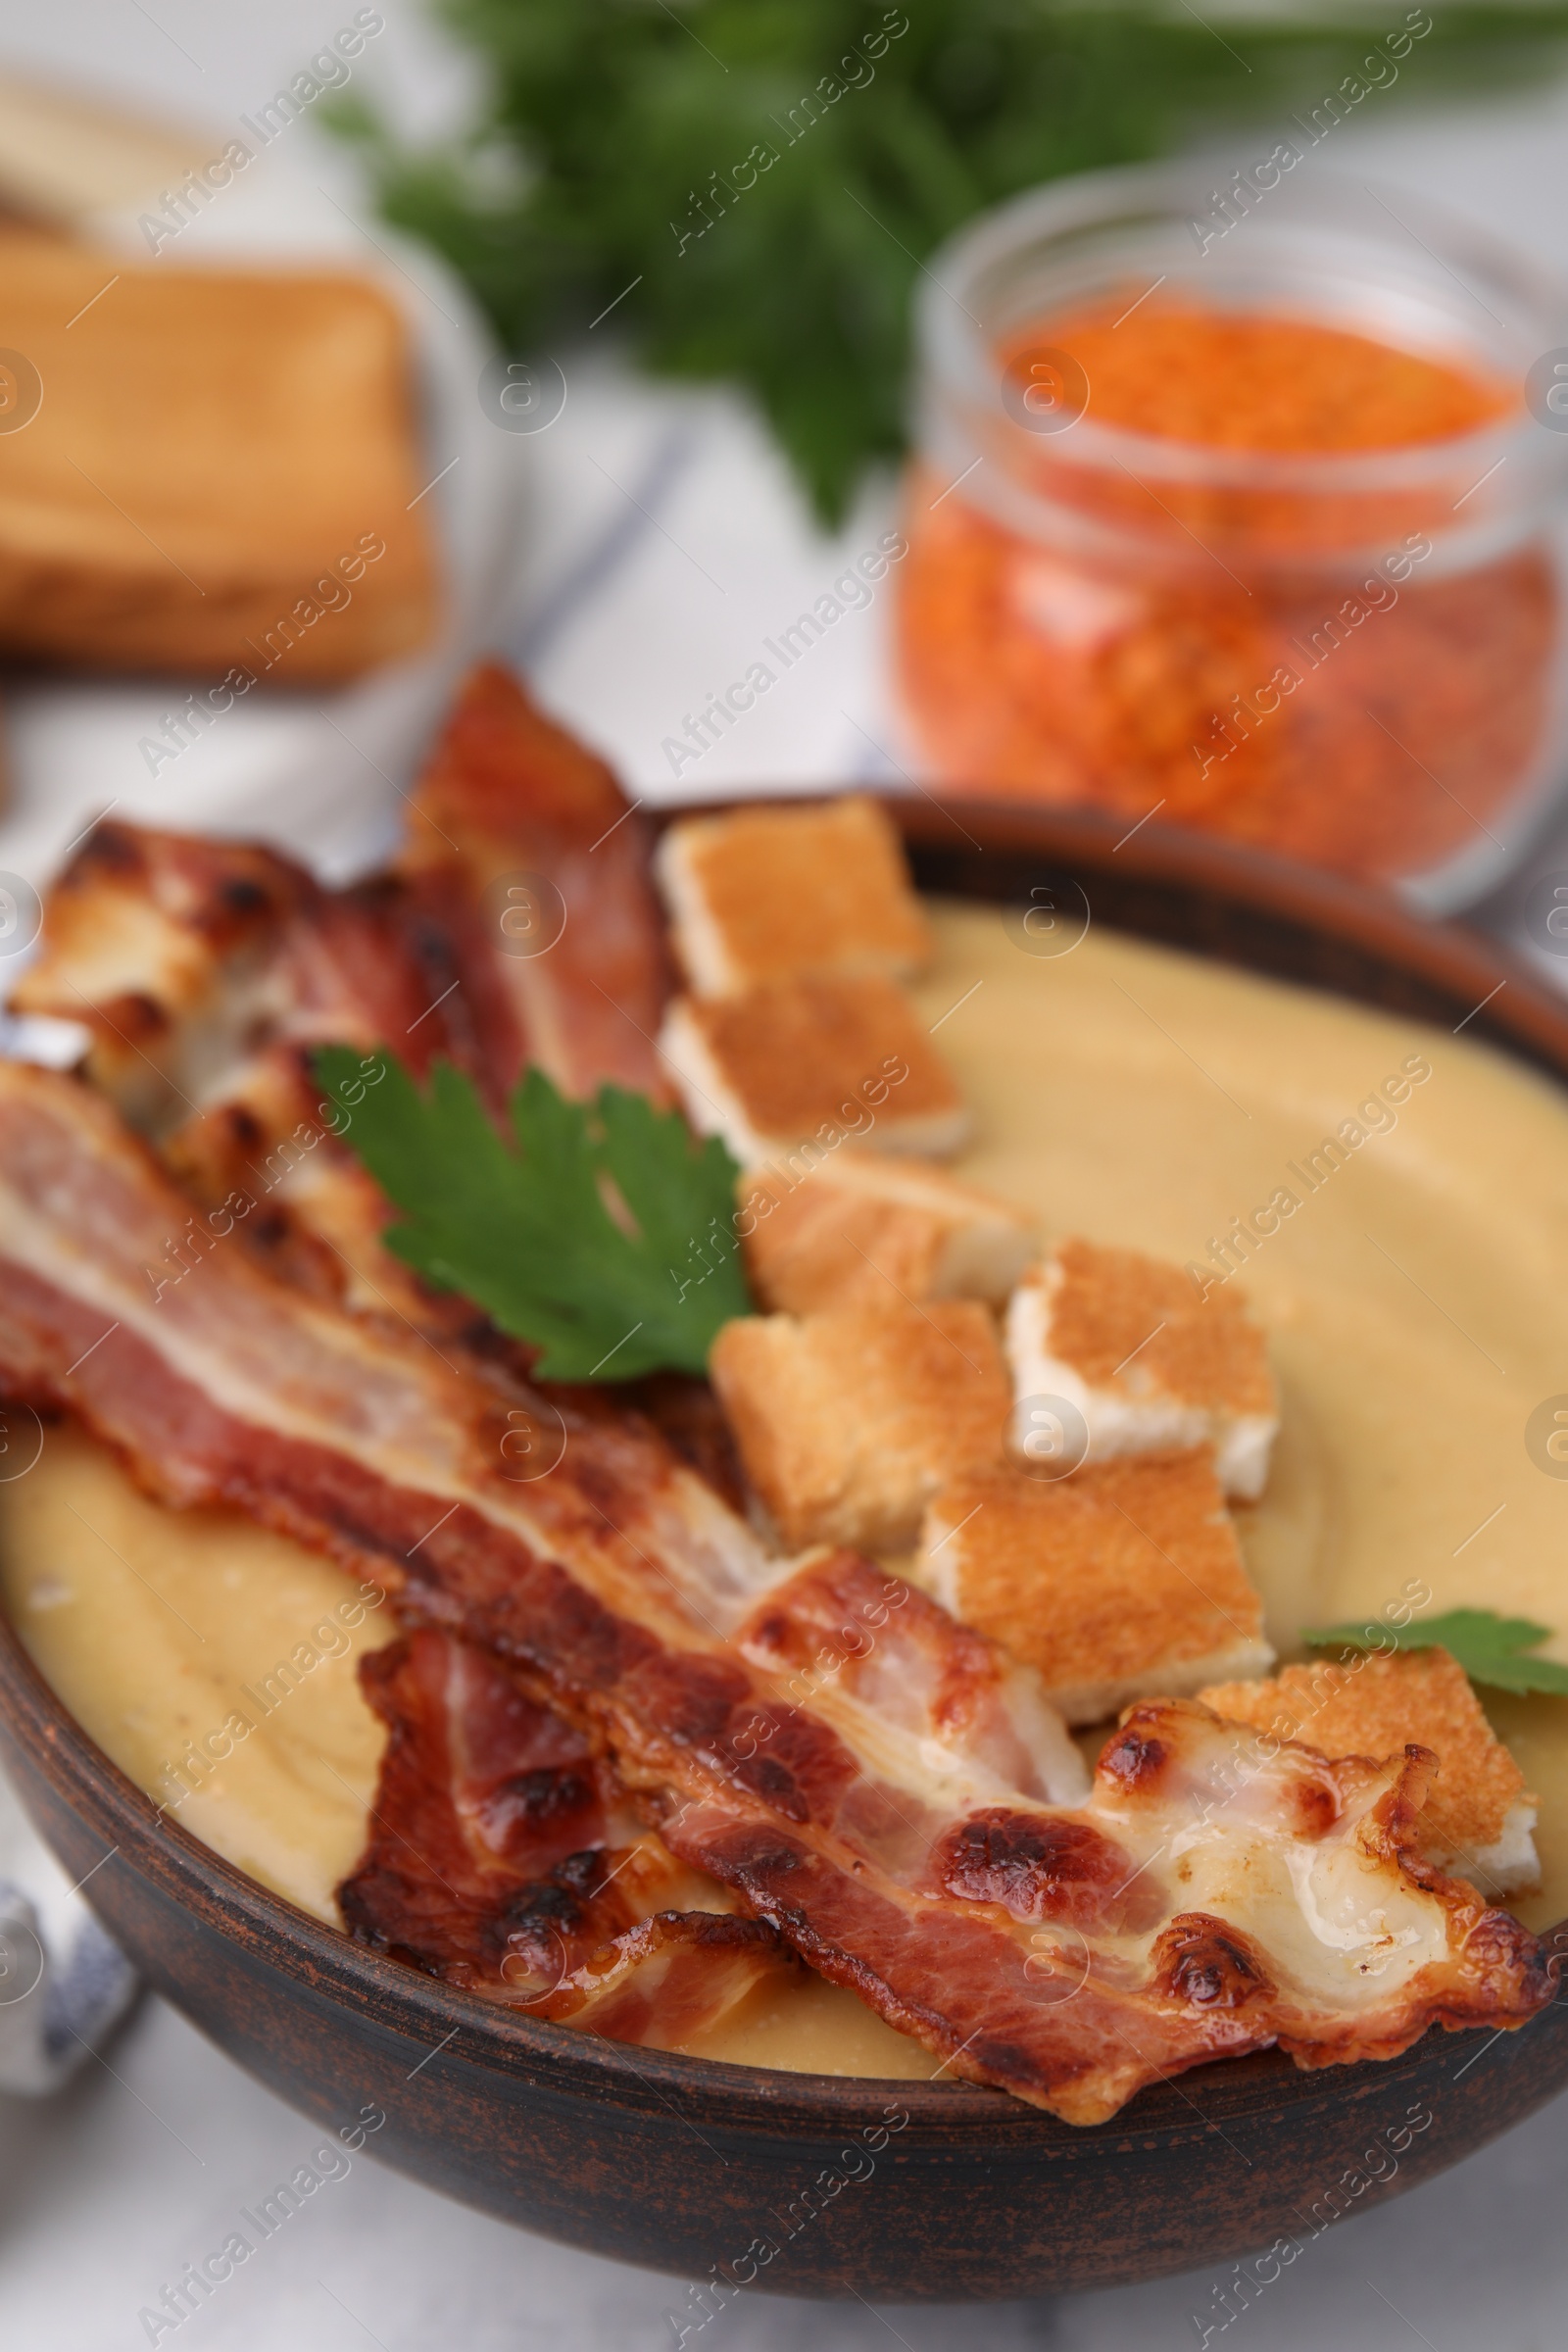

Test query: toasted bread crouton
[1200,1648,1540,1896]
[710,1303,1008,1551]
[1005,1239,1279,1500]
[655,796,931,997]
[660,974,970,1167]
[922,1450,1273,1724]
[739,1153,1037,1315]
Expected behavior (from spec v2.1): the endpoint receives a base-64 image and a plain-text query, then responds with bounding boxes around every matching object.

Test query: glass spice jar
[894,164,1568,904]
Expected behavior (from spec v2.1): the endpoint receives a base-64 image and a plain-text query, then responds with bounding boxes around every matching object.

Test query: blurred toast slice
[0,230,437,678]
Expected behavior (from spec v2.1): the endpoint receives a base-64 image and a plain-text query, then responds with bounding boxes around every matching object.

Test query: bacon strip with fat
[8,667,672,1329]
[340,1627,795,2045]
[395,659,672,1102]
[0,1063,1549,2121]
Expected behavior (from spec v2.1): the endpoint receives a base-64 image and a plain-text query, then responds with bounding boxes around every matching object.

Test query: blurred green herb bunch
[335,1,1568,522]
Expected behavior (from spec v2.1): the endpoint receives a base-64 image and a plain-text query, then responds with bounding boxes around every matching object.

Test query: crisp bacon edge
[0,1062,1551,2123]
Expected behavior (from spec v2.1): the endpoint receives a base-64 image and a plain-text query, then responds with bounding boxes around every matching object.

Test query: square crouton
[740,1154,1038,1315]
[710,1303,1009,1552]
[1200,1648,1540,1896]
[1005,1239,1279,1500]
[655,796,932,997]
[922,1450,1273,1724]
[660,974,969,1167]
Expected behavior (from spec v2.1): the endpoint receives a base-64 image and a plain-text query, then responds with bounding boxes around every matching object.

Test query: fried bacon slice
[4,668,716,1472]
[665,1702,1547,2122]
[531,1910,793,2044]
[339,1626,794,2045]
[6,819,509,1128]
[8,666,671,1327]
[5,820,494,1330]
[396,660,672,1102]
[0,1060,1549,2121]
[14,667,667,1113]
[340,1625,621,1987]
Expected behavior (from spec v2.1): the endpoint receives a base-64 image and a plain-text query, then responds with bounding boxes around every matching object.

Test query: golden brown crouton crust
[664,796,931,991]
[1200,1648,1533,1864]
[740,1155,1034,1314]
[932,1451,1265,1696]
[710,1302,1008,1551]
[1041,1238,1275,1413]
[743,1181,952,1314]
[677,974,963,1141]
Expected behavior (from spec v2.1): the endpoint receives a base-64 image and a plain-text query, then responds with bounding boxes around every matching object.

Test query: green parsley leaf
[314,1048,752,1381]
[330,3,1568,523]
[1301,1608,1568,1696]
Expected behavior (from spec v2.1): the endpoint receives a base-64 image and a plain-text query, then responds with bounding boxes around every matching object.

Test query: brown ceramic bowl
[1,799,1565,2302]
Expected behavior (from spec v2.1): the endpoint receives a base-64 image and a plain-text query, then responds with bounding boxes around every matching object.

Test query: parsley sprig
[332,2,1568,521]
[315,1049,751,1381]
[1302,1608,1568,1696]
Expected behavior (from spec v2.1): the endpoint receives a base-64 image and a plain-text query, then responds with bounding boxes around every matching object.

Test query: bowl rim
[3,791,1564,2145]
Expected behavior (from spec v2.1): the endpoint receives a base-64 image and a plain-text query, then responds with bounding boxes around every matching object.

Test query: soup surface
[5,903,1567,2073]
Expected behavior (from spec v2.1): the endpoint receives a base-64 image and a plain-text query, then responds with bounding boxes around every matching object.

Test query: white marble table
[2,7,1568,2346]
